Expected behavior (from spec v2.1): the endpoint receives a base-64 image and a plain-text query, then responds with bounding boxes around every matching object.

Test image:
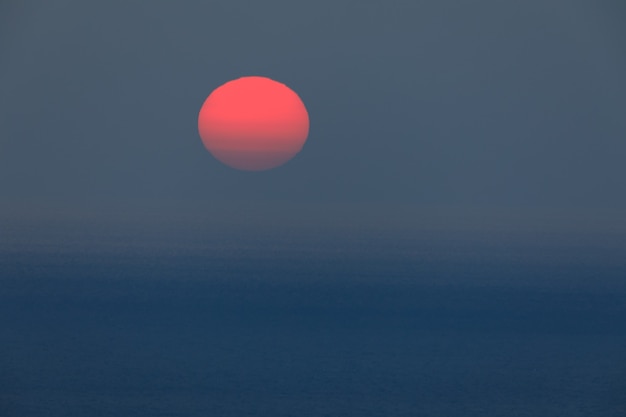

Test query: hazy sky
[1,0,625,218]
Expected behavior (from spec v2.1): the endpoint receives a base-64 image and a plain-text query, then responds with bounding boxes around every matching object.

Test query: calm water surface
[1,229,625,416]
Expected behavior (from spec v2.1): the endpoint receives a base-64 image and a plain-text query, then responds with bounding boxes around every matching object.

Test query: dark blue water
[1,230,625,416]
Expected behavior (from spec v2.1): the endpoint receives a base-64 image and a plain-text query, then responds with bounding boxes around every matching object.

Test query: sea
[1,214,625,416]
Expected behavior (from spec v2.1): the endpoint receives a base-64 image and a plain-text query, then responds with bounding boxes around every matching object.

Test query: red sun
[198,76,310,171]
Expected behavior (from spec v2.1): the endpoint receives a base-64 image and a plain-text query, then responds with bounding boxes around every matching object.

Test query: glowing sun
[198,76,310,171]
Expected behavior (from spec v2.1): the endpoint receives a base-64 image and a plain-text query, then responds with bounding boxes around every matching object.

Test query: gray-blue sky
[1,0,625,221]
